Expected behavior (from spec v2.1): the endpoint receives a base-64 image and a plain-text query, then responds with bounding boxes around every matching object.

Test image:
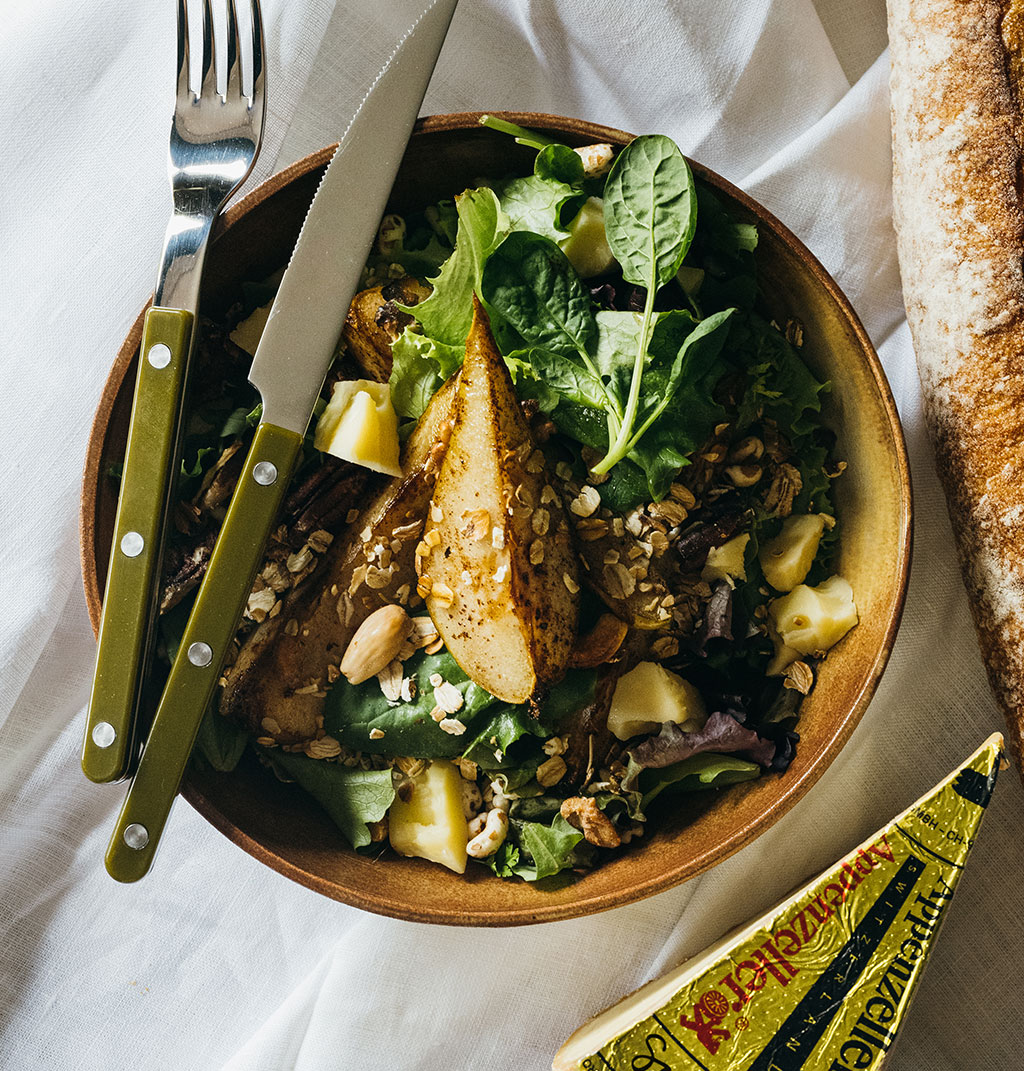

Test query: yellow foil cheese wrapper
[555,734,1004,1071]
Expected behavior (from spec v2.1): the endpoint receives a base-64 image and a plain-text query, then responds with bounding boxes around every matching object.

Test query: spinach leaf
[400,187,508,347]
[535,143,585,186]
[325,650,500,757]
[603,135,697,292]
[509,347,606,410]
[493,142,587,242]
[481,231,598,359]
[326,647,596,762]
[594,136,698,474]
[194,708,249,773]
[261,749,394,849]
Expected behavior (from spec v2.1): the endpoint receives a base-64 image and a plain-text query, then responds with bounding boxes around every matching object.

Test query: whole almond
[340,604,413,685]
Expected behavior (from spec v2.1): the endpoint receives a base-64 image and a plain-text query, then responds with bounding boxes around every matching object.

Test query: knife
[105,0,460,882]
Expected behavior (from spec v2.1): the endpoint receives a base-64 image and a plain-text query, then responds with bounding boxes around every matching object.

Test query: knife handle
[83,306,194,784]
[104,421,303,882]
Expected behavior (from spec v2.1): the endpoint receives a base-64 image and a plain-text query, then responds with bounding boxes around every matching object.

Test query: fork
[82,0,266,784]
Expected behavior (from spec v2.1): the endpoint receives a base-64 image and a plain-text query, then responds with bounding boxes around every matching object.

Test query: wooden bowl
[81,112,911,925]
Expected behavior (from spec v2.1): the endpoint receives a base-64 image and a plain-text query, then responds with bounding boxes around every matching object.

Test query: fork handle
[105,421,303,882]
[83,306,194,784]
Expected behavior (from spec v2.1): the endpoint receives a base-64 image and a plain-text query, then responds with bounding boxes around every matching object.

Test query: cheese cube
[606,661,706,741]
[228,302,272,356]
[759,513,831,592]
[313,379,402,477]
[702,533,750,587]
[767,575,858,669]
[388,759,469,874]
[559,197,616,279]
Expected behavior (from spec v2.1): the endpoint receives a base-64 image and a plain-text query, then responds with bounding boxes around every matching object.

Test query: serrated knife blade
[252,0,459,434]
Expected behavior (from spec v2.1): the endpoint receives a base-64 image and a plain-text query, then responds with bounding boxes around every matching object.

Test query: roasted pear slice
[342,276,431,382]
[219,373,458,742]
[420,299,579,704]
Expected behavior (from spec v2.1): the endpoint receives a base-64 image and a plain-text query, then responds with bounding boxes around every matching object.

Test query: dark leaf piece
[695,580,734,654]
[627,710,776,770]
[675,504,747,572]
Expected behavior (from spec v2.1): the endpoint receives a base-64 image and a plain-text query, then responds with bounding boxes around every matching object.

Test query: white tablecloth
[1,2,1019,1068]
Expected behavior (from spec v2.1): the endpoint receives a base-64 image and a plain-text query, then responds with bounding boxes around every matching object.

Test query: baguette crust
[889,0,1024,773]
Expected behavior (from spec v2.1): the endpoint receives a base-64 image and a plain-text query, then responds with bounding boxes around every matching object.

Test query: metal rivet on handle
[120,531,144,558]
[252,461,278,486]
[91,721,117,749]
[187,641,213,667]
[147,343,172,369]
[123,823,150,850]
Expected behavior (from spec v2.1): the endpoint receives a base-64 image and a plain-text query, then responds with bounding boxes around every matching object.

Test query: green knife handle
[105,421,302,883]
[84,307,194,784]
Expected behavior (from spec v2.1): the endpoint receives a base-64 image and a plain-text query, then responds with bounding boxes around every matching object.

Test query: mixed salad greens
[158,119,854,883]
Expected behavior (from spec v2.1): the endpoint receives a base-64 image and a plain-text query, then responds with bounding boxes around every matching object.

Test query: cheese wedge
[606,661,706,741]
[314,379,402,477]
[388,759,469,874]
[554,735,1005,1070]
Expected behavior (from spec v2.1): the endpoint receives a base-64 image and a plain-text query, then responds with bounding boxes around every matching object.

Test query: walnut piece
[559,797,621,848]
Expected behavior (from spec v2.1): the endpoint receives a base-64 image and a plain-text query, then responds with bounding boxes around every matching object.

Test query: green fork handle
[84,307,194,784]
[105,421,302,883]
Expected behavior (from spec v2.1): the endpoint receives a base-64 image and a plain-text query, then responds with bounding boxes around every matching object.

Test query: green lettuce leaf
[399,187,508,347]
[388,327,462,424]
[261,749,394,849]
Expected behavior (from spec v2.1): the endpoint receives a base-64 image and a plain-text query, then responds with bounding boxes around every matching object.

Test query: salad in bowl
[154,117,859,885]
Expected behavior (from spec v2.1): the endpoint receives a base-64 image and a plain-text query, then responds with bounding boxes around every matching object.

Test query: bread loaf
[889,0,1024,773]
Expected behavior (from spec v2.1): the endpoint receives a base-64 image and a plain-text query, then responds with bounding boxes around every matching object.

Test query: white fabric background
[0,1,1017,1068]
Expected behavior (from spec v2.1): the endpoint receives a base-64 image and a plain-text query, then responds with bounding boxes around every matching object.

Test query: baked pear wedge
[420,299,579,704]
[220,371,458,742]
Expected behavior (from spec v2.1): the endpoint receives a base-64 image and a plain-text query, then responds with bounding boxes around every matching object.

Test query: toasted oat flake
[346,508,361,524]
[563,572,581,595]
[439,718,467,736]
[576,517,609,542]
[308,529,333,554]
[555,461,574,481]
[525,450,545,474]
[416,576,433,598]
[603,562,636,599]
[431,581,455,607]
[570,485,601,517]
[369,728,386,740]
[529,539,545,565]
[540,484,558,505]
[305,735,342,759]
[260,716,281,736]
[433,681,464,713]
[531,508,551,535]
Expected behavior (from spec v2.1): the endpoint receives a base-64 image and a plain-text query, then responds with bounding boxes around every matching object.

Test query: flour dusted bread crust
[889,0,1024,773]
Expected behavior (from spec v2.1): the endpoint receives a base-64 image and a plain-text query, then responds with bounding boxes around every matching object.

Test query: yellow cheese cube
[388,759,469,874]
[559,197,616,279]
[606,661,706,741]
[228,302,272,356]
[313,379,402,477]
[701,533,750,587]
[767,575,858,668]
[759,513,831,592]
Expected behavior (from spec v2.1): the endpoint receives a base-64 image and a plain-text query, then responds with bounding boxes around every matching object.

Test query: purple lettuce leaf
[627,710,777,771]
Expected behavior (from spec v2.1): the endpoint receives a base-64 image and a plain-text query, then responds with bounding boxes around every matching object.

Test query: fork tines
[177,0,264,106]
